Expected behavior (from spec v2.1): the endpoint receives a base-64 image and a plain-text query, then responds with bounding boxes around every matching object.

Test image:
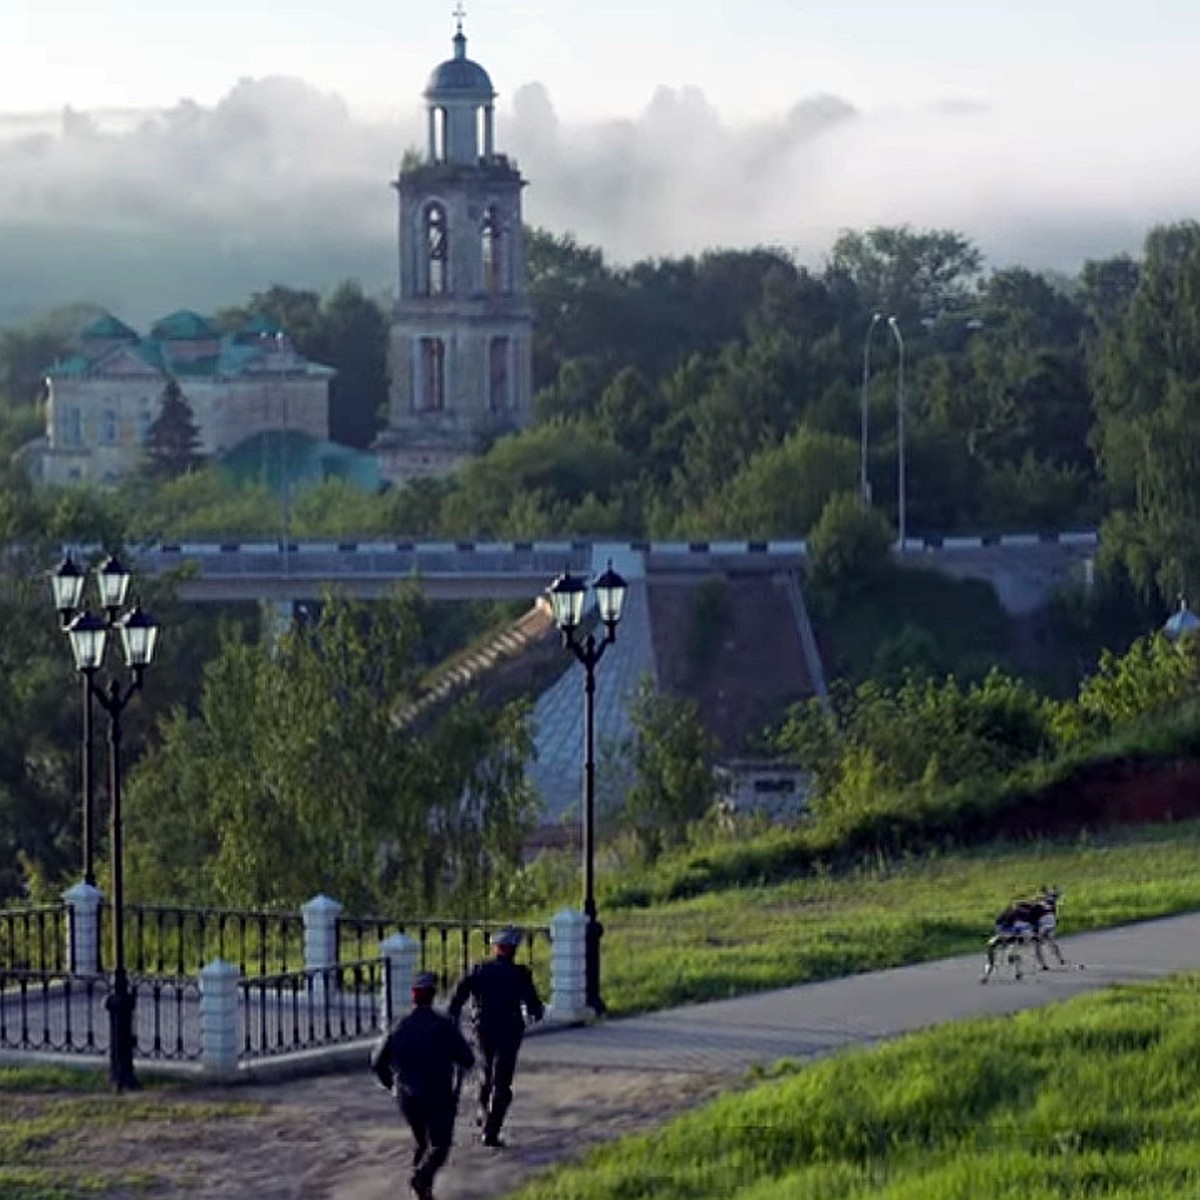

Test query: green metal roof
[150,310,219,341]
[80,314,139,342]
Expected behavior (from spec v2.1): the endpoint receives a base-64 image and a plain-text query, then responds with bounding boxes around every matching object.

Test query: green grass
[0,1067,263,1198]
[512,973,1200,1199]
[598,821,1200,1014]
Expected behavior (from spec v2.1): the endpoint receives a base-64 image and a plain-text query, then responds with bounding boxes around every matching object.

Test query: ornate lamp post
[545,560,627,1015]
[50,554,160,1091]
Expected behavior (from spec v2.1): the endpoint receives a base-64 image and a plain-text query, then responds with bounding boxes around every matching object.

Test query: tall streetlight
[888,316,907,549]
[545,560,628,1015]
[859,312,883,506]
[50,555,160,1091]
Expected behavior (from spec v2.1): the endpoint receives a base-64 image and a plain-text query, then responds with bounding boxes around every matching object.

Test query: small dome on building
[1163,597,1200,640]
[424,28,494,98]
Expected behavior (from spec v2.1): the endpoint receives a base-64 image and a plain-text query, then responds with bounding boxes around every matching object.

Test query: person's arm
[447,968,474,1023]
[369,1029,395,1091]
[520,966,545,1022]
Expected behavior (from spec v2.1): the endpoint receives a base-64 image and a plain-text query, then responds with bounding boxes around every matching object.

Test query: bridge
[126,530,1099,615]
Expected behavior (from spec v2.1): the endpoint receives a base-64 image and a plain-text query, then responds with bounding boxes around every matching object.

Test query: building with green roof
[36,311,335,486]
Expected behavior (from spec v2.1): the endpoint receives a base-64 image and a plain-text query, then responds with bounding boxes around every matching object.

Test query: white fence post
[200,959,240,1078]
[302,893,343,1006]
[548,908,588,1022]
[62,882,103,977]
[379,932,420,1025]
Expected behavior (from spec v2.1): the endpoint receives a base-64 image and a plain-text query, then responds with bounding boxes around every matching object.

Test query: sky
[3,0,1200,326]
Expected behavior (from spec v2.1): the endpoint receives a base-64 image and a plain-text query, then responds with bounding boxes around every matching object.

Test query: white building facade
[374,21,534,484]
[38,311,332,486]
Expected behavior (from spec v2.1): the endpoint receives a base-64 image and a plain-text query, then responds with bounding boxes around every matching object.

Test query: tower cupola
[423,19,496,165]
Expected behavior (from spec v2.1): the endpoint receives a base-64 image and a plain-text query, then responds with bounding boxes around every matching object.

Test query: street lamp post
[545,560,628,1016]
[860,312,882,506]
[50,554,160,1091]
[888,316,907,549]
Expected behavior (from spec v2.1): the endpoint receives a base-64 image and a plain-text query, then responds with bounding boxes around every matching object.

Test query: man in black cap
[448,926,544,1148]
[371,971,475,1200]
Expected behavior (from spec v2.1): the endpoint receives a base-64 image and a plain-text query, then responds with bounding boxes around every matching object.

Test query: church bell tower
[376,16,534,483]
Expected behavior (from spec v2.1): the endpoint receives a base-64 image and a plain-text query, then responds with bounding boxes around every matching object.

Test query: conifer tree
[144,376,203,480]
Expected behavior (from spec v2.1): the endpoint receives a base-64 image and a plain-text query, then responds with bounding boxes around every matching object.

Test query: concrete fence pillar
[62,882,103,977]
[199,958,241,1078]
[379,932,420,1025]
[302,893,343,1007]
[548,908,588,1022]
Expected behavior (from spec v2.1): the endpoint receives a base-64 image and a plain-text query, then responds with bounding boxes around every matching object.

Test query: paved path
[324,913,1200,1199]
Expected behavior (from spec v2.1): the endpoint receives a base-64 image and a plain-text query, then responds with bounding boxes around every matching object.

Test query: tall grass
[511,974,1200,1199]
[598,821,1200,1014]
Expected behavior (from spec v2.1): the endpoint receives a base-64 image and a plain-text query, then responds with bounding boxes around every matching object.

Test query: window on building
[101,409,118,445]
[432,108,447,163]
[426,204,448,296]
[138,409,153,443]
[65,408,82,446]
[419,338,446,411]
[482,207,502,294]
[489,337,510,413]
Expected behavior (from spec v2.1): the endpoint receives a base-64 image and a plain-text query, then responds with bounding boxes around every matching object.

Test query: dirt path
[169,1060,732,1200]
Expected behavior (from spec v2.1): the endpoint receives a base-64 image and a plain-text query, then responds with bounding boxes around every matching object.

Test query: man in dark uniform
[448,926,544,1148]
[371,971,475,1200]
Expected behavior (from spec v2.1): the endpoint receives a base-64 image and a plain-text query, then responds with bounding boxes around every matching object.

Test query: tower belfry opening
[375,18,533,484]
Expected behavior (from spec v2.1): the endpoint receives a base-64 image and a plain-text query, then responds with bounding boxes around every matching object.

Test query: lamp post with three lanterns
[545,560,627,1016]
[49,554,160,1092]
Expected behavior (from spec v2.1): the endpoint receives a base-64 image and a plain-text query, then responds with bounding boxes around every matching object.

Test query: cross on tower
[453,2,467,31]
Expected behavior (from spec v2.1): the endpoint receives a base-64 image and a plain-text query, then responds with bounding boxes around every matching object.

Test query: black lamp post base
[584,914,605,1017]
[105,988,139,1092]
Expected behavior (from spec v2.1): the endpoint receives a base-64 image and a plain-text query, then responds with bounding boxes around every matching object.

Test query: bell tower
[376,15,534,483]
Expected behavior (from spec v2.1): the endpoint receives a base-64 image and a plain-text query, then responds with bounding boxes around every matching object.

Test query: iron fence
[336,916,550,993]
[111,904,306,977]
[0,969,201,1061]
[0,905,69,973]
[240,958,384,1059]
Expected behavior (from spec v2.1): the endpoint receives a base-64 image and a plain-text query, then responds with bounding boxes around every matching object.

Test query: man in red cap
[448,926,544,1148]
[371,971,475,1200]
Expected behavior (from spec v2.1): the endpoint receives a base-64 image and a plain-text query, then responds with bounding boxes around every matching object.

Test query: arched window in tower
[432,107,447,164]
[489,336,510,413]
[425,204,448,296]
[481,206,503,294]
[419,337,446,411]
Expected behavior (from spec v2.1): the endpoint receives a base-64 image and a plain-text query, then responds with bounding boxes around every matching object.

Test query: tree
[144,377,203,480]
[828,226,983,326]
[320,281,389,449]
[1090,222,1200,599]
[124,590,539,913]
[805,492,894,597]
[618,679,719,861]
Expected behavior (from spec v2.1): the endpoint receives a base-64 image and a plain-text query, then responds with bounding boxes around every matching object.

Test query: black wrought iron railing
[336,916,551,993]
[0,969,201,1061]
[0,905,69,973]
[240,958,384,1060]
[107,904,306,977]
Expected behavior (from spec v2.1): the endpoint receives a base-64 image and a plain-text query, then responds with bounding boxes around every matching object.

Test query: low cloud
[0,75,1194,328]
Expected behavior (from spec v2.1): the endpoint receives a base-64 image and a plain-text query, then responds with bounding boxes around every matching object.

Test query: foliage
[613,680,720,861]
[829,225,984,325]
[123,589,539,913]
[1090,221,1200,602]
[1053,630,1200,748]
[142,376,204,481]
[805,493,894,597]
[772,669,1057,813]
